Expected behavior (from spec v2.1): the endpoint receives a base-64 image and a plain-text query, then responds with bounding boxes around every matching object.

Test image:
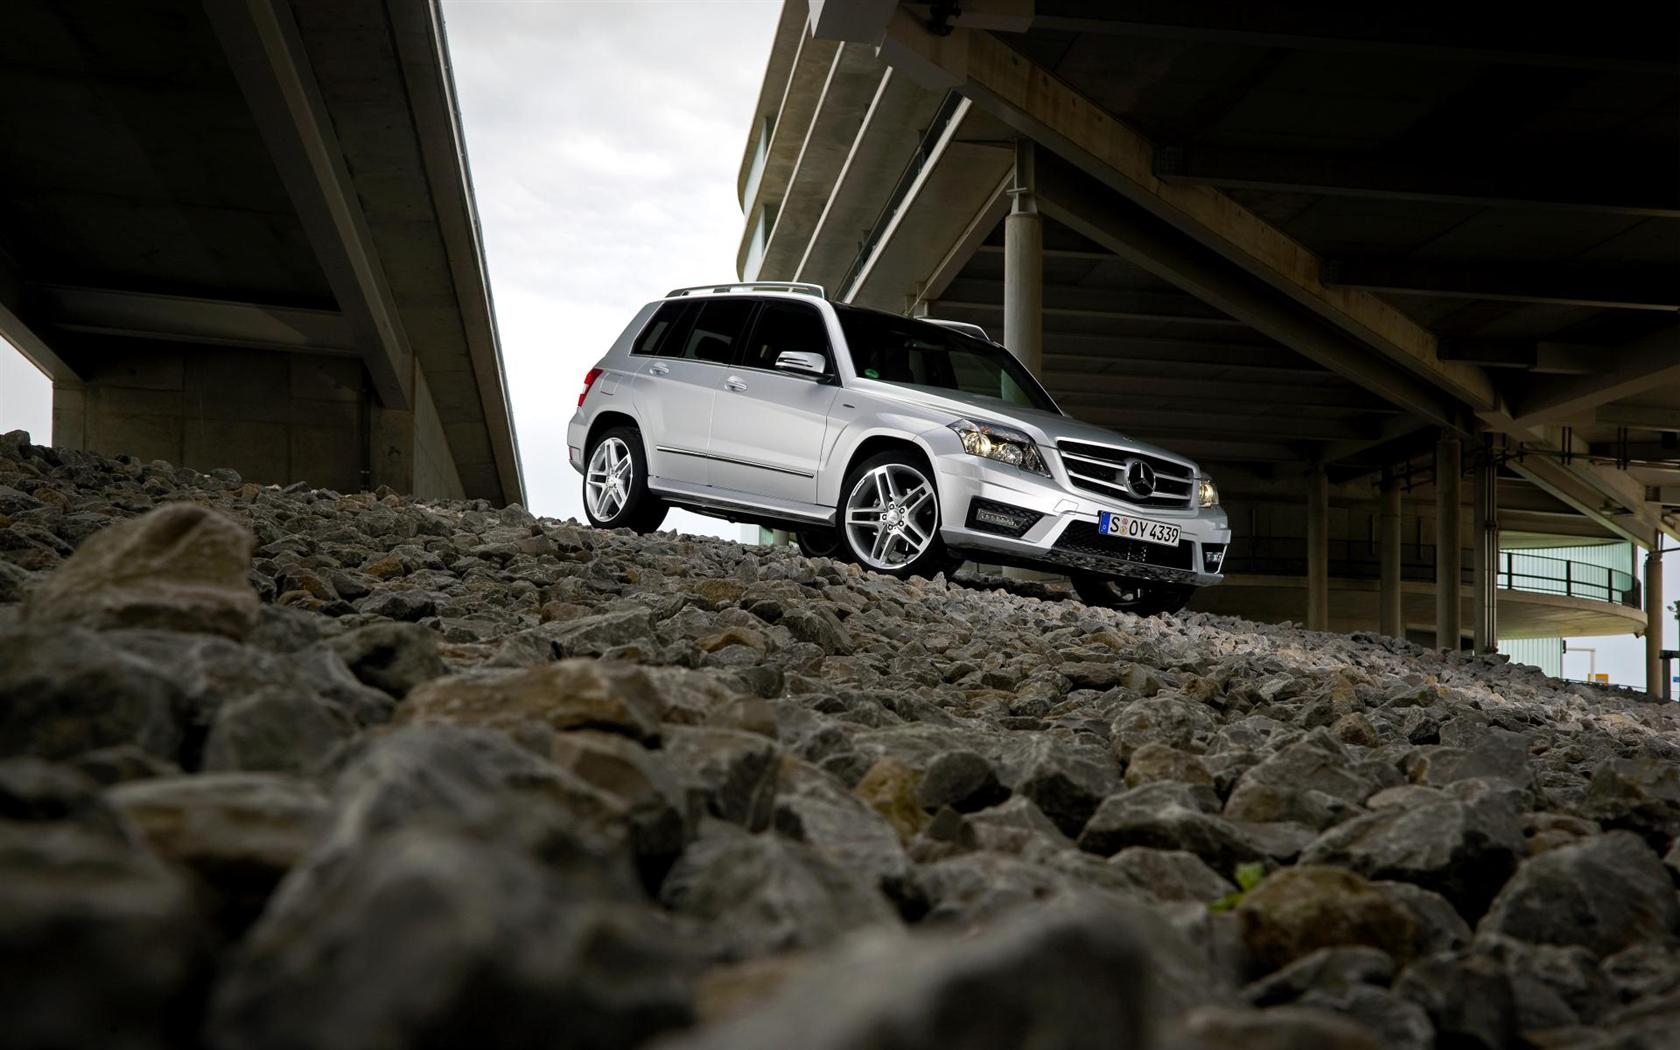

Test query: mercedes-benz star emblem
[1123,459,1156,498]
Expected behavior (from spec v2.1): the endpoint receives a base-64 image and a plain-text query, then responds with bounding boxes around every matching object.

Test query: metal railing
[1221,538,1640,608]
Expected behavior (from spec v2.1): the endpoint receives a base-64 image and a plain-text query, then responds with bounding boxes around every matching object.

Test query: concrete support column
[1306,464,1329,631]
[1003,139,1042,376]
[1379,470,1403,638]
[1002,139,1044,583]
[1435,431,1463,651]
[1647,538,1665,698]
[1472,439,1499,653]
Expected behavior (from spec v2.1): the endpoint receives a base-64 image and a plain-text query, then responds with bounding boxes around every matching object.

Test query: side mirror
[774,350,827,378]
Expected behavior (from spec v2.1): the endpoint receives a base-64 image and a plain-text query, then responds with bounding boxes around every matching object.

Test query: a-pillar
[1647,535,1665,698]
[1472,438,1499,653]
[1306,463,1329,631]
[1379,469,1403,638]
[1004,139,1042,377]
[1435,431,1463,651]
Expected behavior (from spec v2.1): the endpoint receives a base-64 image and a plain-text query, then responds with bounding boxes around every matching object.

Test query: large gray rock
[1224,729,1395,830]
[208,828,692,1050]
[1584,757,1680,847]
[1393,951,1517,1050]
[23,502,259,638]
[659,896,1152,1050]
[202,690,355,775]
[663,726,782,832]
[326,621,446,697]
[0,628,184,762]
[1235,865,1419,971]
[108,772,328,934]
[0,822,203,1050]
[774,757,910,895]
[1479,831,1680,956]
[1300,778,1526,916]
[1080,781,1312,873]
[397,658,665,742]
[659,821,898,959]
[996,732,1121,837]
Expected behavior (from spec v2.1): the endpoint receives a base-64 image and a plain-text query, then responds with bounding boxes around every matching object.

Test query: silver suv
[568,283,1230,613]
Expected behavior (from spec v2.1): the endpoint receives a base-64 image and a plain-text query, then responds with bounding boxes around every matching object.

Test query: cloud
[442,0,781,537]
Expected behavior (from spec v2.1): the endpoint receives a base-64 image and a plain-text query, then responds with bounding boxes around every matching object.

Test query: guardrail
[1221,539,1640,608]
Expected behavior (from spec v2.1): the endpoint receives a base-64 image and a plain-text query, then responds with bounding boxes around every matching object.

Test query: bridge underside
[0,0,523,504]
[740,0,1677,687]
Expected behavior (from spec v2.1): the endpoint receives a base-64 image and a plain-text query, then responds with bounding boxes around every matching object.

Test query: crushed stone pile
[3,429,1679,1050]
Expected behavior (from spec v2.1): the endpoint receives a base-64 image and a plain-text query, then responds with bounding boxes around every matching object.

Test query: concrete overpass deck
[0,0,523,504]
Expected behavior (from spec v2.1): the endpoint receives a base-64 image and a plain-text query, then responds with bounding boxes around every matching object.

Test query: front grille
[1056,440,1195,509]
[1054,522,1196,570]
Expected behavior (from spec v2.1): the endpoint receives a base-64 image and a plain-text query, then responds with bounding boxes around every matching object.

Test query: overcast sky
[0,0,1673,688]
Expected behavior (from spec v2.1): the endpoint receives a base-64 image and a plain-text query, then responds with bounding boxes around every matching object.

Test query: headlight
[948,419,1049,476]
[1198,476,1219,507]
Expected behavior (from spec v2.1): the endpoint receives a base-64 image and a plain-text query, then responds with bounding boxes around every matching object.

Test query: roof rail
[665,281,827,299]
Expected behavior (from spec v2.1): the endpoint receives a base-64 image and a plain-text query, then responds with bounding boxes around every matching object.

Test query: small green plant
[1207,861,1267,913]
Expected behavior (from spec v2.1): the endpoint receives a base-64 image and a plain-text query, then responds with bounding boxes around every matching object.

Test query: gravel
[3,429,1680,1049]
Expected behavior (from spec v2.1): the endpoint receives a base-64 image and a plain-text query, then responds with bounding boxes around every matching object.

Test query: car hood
[856,381,1200,471]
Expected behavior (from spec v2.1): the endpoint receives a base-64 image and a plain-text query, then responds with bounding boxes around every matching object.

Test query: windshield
[833,307,1061,414]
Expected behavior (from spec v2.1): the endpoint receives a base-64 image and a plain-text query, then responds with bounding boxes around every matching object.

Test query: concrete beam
[386,0,525,506]
[0,301,77,383]
[1039,336,1331,374]
[1597,404,1680,433]
[1026,6,1680,75]
[914,176,1010,305]
[796,66,948,290]
[202,0,412,410]
[936,288,1249,326]
[1439,339,1603,374]
[1510,324,1680,424]
[808,0,896,43]
[1026,154,1467,427]
[32,284,356,356]
[1324,260,1680,311]
[1155,145,1680,219]
[899,24,1497,411]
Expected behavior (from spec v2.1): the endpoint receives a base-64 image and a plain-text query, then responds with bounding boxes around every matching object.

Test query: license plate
[1097,511,1181,547]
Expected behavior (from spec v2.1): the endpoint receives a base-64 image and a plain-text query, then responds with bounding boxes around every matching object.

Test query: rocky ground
[3,430,1680,1049]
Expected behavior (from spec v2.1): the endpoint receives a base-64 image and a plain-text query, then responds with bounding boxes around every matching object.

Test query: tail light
[578,367,604,406]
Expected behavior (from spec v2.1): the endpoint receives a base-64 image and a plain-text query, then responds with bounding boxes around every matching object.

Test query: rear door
[706,298,839,503]
[631,297,758,485]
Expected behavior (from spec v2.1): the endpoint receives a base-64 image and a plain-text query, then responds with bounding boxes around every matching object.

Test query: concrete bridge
[0,0,523,505]
[739,0,1679,689]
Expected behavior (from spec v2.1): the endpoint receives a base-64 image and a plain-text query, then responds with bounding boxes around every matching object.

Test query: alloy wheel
[844,462,937,571]
[585,436,633,521]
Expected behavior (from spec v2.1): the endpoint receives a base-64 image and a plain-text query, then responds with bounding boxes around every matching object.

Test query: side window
[677,300,757,364]
[630,301,690,357]
[740,301,830,372]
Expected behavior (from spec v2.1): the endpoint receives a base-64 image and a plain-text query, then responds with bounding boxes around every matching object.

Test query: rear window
[630,301,691,357]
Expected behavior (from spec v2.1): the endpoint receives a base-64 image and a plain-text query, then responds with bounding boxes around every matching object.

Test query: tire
[582,426,667,533]
[795,527,848,561]
[1070,573,1193,616]
[837,449,950,578]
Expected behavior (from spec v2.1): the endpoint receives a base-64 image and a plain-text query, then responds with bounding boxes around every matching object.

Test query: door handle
[648,363,670,376]
[724,376,748,392]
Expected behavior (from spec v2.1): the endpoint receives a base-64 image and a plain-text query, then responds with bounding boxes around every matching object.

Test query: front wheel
[838,452,950,578]
[583,427,667,533]
[1071,573,1193,616]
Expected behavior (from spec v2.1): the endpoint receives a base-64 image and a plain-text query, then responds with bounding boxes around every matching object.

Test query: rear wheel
[838,451,950,579]
[583,426,667,533]
[795,527,848,561]
[1071,573,1193,616]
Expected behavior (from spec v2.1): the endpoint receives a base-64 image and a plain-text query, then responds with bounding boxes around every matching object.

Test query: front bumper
[925,428,1231,588]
